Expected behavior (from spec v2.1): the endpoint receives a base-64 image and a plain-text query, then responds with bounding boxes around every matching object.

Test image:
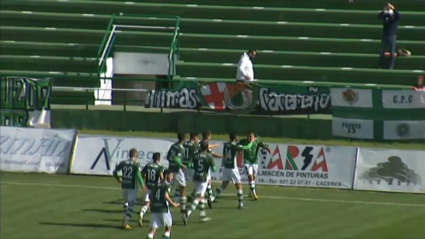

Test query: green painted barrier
[51,109,332,139]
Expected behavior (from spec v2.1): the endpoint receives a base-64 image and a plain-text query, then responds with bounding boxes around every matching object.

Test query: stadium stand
[1,0,424,103]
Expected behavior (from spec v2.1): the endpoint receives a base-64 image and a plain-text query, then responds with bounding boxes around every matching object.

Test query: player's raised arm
[113,162,123,184]
[235,136,255,150]
[210,154,217,173]
[259,141,271,154]
[210,151,224,158]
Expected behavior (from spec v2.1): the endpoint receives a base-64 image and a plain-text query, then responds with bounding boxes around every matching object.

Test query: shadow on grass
[103,200,143,206]
[82,208,123,213]
[103,218,189,226]
[104,218,150,223]
[40,222,122,230]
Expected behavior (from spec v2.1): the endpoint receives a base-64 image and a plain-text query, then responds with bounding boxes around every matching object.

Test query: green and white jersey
[150,182,172,213]
[114,160,141,190]
[193,152,215,182]
[239,138,268,164]
[166,142,185,173]
[141,162,165,189]
[183,140,201,166]
[222,141,243,169]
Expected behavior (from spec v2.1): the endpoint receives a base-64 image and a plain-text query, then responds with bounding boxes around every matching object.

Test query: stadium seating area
[1,0,424,100]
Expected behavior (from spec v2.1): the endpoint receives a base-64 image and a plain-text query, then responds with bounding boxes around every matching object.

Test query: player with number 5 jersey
[139,152,165,227]
[183,141,216,225]
[112,148,146,229]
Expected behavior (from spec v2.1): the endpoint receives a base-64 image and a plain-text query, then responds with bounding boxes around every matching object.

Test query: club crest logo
[224,83,256,110]
[342,89,359,105]
[396,123,410,138]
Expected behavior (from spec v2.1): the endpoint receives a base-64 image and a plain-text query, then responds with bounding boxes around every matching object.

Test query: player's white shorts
[245,164,258,176]
[194,180,209,197]
[150,212,173,228]
[172,169,186,187]
[122,189,138,204]
[185,168,195,182]
[144,189,152,203]
[222,168,242,184]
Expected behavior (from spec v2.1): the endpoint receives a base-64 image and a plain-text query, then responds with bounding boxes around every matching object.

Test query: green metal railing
[97,14,181,79]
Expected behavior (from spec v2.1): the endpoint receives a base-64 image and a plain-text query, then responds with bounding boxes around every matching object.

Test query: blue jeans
[380,35,397,69]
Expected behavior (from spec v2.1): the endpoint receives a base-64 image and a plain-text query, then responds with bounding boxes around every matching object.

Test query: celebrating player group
[112,131,270,239]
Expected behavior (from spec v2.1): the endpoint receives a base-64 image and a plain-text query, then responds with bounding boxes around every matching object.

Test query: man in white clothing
[236,49,256,83]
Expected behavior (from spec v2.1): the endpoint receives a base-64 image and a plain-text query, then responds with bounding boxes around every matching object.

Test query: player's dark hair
[129,148,138,158]
[153,152,160,162]
[190,133,198,139]
[164,169,172,176]
[229,133,237,141]
[202,130,211,139]
[247,49,256,54]
[247,131,255,136]
[200,140,209,150]
[177,133,186,142]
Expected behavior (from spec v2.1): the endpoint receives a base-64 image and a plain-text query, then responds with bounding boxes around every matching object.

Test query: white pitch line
[1,181,424,208]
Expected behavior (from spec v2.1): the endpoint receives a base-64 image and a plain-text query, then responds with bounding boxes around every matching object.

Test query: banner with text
[71,135,175,175]
[145,81,331,115]
[332,117,374,139]
[212,143,357,189]
[72,135,356,189]
[382,90,425,109]
[354,148,425,193]
[0,126,76,173]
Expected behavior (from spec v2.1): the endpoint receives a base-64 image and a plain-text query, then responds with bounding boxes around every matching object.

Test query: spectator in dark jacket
[378,3,400,69]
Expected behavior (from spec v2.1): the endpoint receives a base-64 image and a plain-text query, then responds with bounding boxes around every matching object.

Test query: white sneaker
[200,217,211,222]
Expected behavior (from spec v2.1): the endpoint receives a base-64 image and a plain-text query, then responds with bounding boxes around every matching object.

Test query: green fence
[97,14,181,79]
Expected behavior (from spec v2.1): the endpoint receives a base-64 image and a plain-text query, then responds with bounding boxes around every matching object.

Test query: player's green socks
[249,181,256,195]
[237,189,244,207]
[207,184,213,199]
[199,199,206,218]
[190,189,197,200]
[140,205,148,218]
[187,199,199,217]
[163,231,171,239]
[180,196,187,211]
[211,186,223,201]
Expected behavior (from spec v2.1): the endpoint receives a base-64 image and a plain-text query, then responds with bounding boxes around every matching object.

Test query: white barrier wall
[0,126,76,174]
[2,126,424,194]
[354,148,425,193]
[70,135,356,189]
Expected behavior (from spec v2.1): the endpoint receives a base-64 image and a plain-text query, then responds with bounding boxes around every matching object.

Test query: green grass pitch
[1,130,424,239]
[1,173,425,239]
